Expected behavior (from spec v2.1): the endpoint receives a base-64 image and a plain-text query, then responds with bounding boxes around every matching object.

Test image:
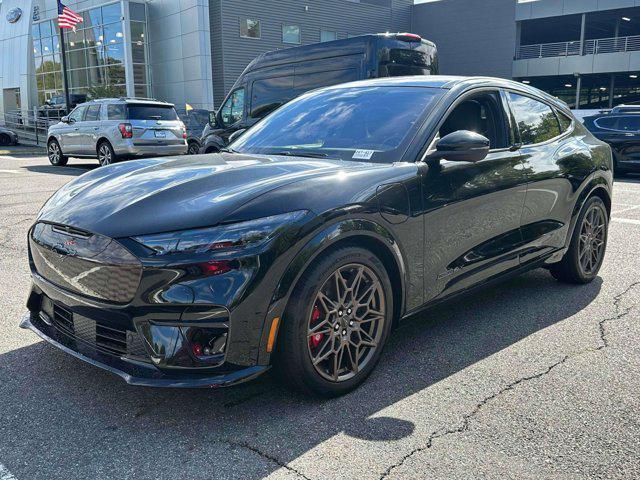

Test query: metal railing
[516,34,640,60]
[1,110,61,146]
[516,41,582,60]
[584,35,640,55]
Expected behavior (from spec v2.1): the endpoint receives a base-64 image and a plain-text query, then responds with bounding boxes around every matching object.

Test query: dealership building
[0,0,412,118]
[414,0,640,109]
[4,0,640,120]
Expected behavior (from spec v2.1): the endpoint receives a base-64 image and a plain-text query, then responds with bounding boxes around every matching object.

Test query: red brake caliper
[309,305,324,348]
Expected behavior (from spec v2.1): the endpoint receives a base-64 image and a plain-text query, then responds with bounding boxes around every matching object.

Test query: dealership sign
[7,7,22,23]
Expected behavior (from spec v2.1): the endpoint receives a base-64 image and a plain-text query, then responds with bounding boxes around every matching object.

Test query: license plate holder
[154,130,166,139]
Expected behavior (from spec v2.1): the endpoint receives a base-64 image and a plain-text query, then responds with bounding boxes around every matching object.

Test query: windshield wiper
[271,150,329,158]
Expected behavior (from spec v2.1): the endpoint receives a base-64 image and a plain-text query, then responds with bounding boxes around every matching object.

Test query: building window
[320,30,337,42]
[240,18,261,39]
[282,25,300,44]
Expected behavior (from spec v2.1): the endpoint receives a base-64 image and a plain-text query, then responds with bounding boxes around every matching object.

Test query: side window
[594,117,619,131]
[508,92,561,145]
[107,104,127,120]
[220,88,245,127]
[85,105,101,122]
[557,111,573,133]
[617,115,640,132]
[250,76,294,119]
[439,90,509,149]
[69,105,87,122]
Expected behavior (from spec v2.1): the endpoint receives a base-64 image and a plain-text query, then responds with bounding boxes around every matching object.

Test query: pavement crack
[225,440,313,480]
[380,281,640,479]
[597,281,640,349]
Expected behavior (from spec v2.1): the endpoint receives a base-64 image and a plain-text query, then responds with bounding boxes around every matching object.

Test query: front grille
[30,222,142,303]
[50,303,148,359]
[53,304,74,335]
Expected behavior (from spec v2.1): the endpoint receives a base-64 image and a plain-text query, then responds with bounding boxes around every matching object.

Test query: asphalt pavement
[0,152,639,480]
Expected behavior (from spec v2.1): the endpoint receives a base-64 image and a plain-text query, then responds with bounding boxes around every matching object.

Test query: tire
[275,246,394,397]
[550,196,608,284]
[0,133,11,146]
[47,139,68,166]
[204,146,219,154]
[97,141,117,167]
[187,142,200,155]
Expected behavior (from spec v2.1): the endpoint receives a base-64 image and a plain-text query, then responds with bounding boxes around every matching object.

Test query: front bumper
[20,311,269,388]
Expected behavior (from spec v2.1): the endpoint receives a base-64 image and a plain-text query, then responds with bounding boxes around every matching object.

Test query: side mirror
[228,129,246,144]
[427,130,490,163]
[61,116,71,124]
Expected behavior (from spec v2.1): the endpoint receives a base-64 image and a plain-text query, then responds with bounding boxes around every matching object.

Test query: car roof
[245,33,436,72]
[316,75,569,110]
[77,98,175,107]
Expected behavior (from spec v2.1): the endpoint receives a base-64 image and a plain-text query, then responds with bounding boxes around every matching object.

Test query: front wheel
[550,196,608,284]
[47,139,68,166]
[276,247,394,397]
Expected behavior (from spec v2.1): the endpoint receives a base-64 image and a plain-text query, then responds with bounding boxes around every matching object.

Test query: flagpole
[58,25,72,115]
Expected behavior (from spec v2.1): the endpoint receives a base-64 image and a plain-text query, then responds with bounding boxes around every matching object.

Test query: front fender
[256,217,407,364]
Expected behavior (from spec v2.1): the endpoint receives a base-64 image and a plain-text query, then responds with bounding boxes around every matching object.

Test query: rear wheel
[47,139,68,166]
[276,246,393,397]
[97,141,116,167]
[550,196,608,284]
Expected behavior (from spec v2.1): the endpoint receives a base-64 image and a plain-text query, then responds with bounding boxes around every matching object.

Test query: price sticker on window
[352,149,375,160]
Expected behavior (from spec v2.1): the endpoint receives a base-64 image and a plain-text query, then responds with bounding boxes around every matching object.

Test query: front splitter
[20,313,269,389]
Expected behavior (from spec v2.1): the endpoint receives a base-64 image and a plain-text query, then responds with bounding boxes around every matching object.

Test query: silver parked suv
[47,98,188,167]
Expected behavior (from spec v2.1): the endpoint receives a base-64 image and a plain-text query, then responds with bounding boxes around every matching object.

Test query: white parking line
[0,170,23,174]
[612,217,640,225]
[612,205,640,215]
[0,463,17,480]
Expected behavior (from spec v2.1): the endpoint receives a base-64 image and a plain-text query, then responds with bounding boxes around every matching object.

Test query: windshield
[232,86,443,163]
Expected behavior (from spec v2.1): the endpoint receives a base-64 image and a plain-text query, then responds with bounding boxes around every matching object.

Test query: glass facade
[31,1,149,106]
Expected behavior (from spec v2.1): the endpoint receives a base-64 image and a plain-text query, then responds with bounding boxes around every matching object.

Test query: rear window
[127,104,178,121]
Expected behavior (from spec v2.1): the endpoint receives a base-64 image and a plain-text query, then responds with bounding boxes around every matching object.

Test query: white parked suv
[46,98,188,167]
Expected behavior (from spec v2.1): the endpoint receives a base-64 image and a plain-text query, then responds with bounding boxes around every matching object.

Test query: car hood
[37,153,384,238]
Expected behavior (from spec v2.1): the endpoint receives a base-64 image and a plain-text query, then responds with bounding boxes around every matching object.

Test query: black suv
[583,112,640,175]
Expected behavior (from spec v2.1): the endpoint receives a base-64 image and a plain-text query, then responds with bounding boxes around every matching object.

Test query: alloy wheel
[48,142,60,164]
[578,203,606,275]
[98,144,112,166]
[307,263,386,382]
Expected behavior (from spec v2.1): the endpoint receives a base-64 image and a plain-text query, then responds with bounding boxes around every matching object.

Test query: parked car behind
[200,32,438,153]
[47,98,187,167]
[583,112,640,175]
[38,94,87,118]
[176,108,210,155]
[24,77,613,396]
[0,126,19,145]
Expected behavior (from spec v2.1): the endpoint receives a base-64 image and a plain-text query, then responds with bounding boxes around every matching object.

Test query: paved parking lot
[0,153,639,480]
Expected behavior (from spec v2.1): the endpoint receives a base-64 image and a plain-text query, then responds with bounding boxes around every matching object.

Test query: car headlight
[133,210,308,256]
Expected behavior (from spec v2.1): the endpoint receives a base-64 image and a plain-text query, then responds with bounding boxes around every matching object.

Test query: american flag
[57,1,83,30]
